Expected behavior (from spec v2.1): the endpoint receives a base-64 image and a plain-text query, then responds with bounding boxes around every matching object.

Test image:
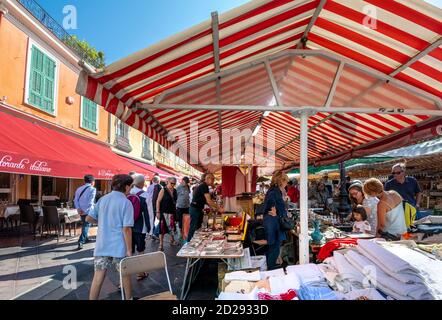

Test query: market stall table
[177,230,245,300]
[291,222,375,263]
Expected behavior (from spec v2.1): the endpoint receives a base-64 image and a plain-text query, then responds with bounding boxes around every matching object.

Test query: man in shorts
[87,174,134,300]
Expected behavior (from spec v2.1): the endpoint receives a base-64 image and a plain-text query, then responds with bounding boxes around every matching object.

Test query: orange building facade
[0,0,200,208]
[0,0,111,204]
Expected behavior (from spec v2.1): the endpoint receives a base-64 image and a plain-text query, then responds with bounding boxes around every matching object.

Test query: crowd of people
[260,163,422,270]
[71,161,422,298]
[71,170,225,300]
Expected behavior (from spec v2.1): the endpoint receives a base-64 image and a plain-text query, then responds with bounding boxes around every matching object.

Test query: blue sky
[37,0,250,64]
[37,0,442,65]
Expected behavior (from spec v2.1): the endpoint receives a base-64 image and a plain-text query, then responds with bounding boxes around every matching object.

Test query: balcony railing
[17,0,102,68]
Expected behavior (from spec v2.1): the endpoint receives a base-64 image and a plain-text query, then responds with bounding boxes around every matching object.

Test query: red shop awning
[156,163,184,179]
[122,157,170,180]
[0,109,155,180]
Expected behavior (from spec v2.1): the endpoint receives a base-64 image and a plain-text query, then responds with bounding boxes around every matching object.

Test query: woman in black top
[156,177,178,250]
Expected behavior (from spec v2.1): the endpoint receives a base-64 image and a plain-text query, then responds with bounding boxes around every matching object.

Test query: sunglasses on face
[392,171,403,175]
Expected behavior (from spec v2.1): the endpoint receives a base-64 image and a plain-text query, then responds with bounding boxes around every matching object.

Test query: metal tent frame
[129,49,441,264]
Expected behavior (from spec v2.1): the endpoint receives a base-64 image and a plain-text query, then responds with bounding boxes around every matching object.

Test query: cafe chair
[19,204,38,236]
[42,200,58,208]
[251,224,268,256]
[42,206,62,242]
[119,252,177,300]
[245,219,268,256]
[17,199,32,206]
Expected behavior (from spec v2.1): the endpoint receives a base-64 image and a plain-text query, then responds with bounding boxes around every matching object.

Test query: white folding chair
[119,251,177,300]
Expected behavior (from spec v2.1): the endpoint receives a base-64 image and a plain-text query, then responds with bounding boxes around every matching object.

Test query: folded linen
[333,251,366,284]
[414,216,442,225]
[286,264,324,284]
[344,250,432,300]
[358,240,418,274]
[225,270,261,282]
[260,268,286,280]
[296,282,340,300]
[377,242,442,300]
[357,240,422,284]
[357,245,423,284]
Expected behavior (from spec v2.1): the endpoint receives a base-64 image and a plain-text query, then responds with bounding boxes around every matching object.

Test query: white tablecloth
[1,206,78,220]
[3,206,20,219]
[2,206,43,219]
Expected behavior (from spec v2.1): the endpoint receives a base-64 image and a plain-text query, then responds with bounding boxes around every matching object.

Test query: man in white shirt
[86,174,134,300]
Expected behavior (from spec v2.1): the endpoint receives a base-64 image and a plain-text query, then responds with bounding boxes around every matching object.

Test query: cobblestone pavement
[0,227,217,300]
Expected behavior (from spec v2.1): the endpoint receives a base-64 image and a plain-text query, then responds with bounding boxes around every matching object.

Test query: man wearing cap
[74,175,97,250]
[176,177,191,241]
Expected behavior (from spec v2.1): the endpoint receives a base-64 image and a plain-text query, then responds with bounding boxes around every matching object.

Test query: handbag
[279,215,295,231]
[153,217,160,237]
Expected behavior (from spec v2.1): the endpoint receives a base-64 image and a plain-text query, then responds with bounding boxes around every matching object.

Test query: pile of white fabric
[321,239,442,300]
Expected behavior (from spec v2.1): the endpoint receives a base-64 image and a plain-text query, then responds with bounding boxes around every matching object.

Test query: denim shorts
[94,256,123,272]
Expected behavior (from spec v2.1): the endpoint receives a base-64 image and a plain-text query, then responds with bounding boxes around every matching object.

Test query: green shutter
[82,98,98,132]
[28,46,55,113]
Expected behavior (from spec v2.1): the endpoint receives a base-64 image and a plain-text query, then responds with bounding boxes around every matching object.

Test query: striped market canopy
[76,0,442,172]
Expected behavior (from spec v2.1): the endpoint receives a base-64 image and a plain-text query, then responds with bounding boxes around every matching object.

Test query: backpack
[127,191,144,222]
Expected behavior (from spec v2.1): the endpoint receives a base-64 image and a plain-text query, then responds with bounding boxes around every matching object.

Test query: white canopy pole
[298,110,310,264]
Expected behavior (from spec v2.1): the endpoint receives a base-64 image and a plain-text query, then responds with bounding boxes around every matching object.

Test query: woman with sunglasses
[348,181,379,235]
[156,177,178,251]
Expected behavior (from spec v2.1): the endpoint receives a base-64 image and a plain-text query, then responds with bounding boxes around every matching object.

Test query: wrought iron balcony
[17,0,103,68]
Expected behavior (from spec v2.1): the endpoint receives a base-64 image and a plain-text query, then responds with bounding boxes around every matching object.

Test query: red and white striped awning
[77,0,442,172]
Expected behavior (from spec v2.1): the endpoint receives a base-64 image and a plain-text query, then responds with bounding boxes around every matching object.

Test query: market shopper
[322,175,333,196]
[156,177,178,250]
[128,174,151,280]
[311,181,331,208]
[74,175,97,250]
[348,181,378,235]
[287,179,300,205]
[363,178,407,238]
[176,177,191,240]
[87,174,134,300]
[385,163,422,209]
[263,172,289,270]
[187,173,224,242]
[146,175,162,240]
[351,205,371,233]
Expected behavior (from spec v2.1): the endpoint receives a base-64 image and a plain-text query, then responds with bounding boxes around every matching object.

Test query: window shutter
[28,46,55,113]
[82,98,98,132]
[90,101,97,131]
[29,46,44,108]
[42,55,55,112]
[82,98,89,129]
